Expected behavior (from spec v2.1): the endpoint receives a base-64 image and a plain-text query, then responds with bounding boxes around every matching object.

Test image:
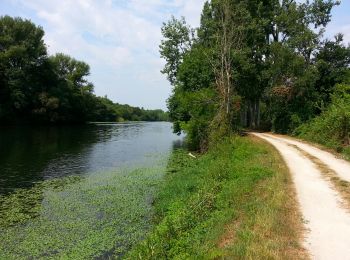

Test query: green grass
[127,136,306,259]
[0,164,166,259]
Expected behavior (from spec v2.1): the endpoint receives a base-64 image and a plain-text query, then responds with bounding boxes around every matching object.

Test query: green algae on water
[0,165,165,259]
[0,176,81,227]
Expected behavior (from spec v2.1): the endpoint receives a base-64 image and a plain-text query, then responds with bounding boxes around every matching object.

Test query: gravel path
[253,133,350,260]
[266,134,350,182]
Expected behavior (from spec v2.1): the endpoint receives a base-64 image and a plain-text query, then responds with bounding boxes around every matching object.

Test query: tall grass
[127,136,306,259]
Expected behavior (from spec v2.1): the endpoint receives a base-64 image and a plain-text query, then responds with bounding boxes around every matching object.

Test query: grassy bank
[128,136,306,259]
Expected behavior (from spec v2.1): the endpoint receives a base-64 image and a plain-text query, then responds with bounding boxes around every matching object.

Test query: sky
[0,0,349,110]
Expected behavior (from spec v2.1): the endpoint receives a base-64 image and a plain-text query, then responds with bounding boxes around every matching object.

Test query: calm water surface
[0,122,183,194]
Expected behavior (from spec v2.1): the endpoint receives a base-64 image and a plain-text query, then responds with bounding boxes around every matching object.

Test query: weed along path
[253,133,350,260]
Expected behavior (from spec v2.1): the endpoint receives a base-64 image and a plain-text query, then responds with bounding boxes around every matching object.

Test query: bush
[295,83,350,155]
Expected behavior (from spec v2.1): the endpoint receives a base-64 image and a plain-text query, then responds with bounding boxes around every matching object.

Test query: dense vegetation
[161,0,350,150]
[295,83,350,159]
[0,16,168,125]
[128,136,305,259]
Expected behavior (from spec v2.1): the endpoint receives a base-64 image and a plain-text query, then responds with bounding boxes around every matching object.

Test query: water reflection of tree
[0,123,179,194]
[0,125,109,193]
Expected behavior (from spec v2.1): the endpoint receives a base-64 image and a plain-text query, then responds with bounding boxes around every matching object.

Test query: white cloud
[7,0,205,109]
[343,27,350,44]
[335,25,350,44]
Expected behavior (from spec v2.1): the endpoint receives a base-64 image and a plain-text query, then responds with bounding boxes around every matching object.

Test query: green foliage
[295,83,350,158]
[161,0,345,149]
[160,16,193,85]
[92,96,169,123]
[0,16,47,121]
[314,34,350,106]
[167,44,216,150]
[159,16,218,149]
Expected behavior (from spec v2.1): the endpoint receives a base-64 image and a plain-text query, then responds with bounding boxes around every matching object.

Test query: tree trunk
[256,99,260,128]
[250,101,256,129]
[240,102,248,127]
[245,100,260,130]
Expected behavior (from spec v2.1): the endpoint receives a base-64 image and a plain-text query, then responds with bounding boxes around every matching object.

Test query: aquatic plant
[0,166,165,259]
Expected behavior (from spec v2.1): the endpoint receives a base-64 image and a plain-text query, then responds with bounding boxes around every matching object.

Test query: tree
[252,0,339,132]
[162,0,343,149]
[0,16,47,122]
[0,16,168,125]
[314,34,350,107]
[160,16,193,85]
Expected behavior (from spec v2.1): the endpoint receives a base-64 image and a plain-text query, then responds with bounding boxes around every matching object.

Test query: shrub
[295,83,350,153]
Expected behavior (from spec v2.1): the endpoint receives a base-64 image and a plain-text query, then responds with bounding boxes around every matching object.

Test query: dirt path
[253,133,350,260]
[266,134,350,182]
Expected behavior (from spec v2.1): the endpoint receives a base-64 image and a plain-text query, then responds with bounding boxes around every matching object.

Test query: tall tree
[161,0,343,149]
[0,16,47,122]
[314,34,350,107]
[208,0,246,136]
[159,16,193,86]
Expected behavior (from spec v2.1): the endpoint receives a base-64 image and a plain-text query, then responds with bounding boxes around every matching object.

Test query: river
[0,122,184,259]
[0,122,183,194]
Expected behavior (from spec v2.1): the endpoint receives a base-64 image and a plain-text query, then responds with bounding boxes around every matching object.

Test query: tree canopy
[0,16,168,125]
[160,0,349,150]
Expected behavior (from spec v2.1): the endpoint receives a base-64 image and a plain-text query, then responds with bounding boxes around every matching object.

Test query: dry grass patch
[218,218,241,249]
[293,146,350,211]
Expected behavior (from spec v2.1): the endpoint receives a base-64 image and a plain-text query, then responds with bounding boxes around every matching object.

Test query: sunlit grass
[0,163,166,259]
[128,136,307,259]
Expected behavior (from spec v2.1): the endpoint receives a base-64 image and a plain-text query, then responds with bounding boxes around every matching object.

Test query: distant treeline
[93,96,168,122]
[0,16,168,125]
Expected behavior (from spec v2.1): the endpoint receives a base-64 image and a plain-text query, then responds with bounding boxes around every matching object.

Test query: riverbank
[1,134,308,259]
[127,136,307,259]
